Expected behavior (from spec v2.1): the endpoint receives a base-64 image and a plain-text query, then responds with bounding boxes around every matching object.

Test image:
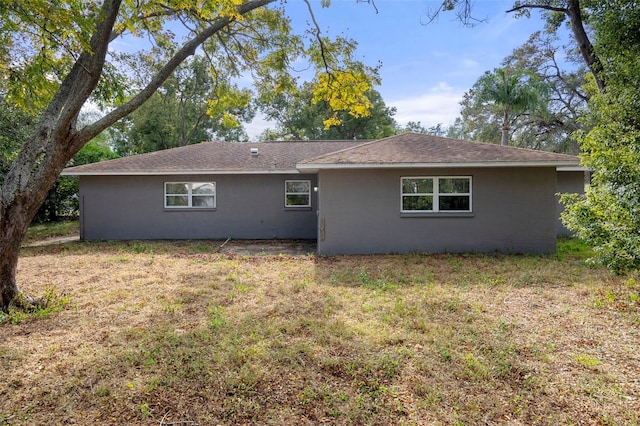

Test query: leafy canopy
[112,55,253,155]
[457,32,586,153]
[463,67,549,146]
[0,0,379,126]
[258,82,397,141]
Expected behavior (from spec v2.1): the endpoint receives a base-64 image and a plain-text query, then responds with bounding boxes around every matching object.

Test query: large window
[165,182,216,208]
[285,180,311,207]
[401,177,471,213]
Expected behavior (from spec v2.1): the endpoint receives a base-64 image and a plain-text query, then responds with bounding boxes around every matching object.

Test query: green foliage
[0,97,38,182]
[0,1,97,112]
[397,121,449,137]
[72,136,120,166]
[112,56,253,155]
[0,287,70,324]
[561,0,640,273]
[34,138,118,222]
[501,32,587,153]
[259,83,396,140]
[461,67,550,146]
[455,28,588,153]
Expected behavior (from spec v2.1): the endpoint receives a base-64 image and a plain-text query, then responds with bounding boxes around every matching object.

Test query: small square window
[285,180,311,207]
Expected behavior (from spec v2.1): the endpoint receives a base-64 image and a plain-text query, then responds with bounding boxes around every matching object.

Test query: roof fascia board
[296,161,580,170]
[556,166,589,171]
[61,169,302,176]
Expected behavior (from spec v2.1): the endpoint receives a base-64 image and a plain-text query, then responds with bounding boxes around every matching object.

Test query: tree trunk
[0,129,78,310]
[508,1,605,93]
[501,108,510,146]
[0,199,35,310]
[0,246,20,312]
[566,0,605,93]
[0,0,123,311]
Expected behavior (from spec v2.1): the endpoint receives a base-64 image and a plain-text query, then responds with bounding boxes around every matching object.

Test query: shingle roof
[297,133,581,169]
[62,140,366,175]
[63,133,581,176]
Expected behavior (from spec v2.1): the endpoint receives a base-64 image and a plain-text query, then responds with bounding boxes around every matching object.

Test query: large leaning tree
[0,0,381,310]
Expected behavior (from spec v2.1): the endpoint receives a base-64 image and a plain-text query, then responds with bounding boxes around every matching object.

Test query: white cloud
[389,82,464,128]
[460,58,480,69]
[244,113,273,141]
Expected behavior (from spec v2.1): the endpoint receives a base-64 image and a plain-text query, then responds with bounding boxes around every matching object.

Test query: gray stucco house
[63,133,585,255]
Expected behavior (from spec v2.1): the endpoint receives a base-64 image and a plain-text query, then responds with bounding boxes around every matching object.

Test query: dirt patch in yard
[217,239,316,255]
[24,236,316,255]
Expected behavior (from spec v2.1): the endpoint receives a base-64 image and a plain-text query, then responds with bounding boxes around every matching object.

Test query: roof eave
[556,166,589,172]
[296,161,581,171]
[61,169,302,176]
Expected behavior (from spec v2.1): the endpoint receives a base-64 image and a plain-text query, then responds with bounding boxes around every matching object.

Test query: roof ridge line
[298,138,382,163]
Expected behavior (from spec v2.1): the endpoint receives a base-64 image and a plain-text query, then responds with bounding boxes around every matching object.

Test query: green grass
[24,220,79,244]
[556,236,594,260]
[0,287,71,325]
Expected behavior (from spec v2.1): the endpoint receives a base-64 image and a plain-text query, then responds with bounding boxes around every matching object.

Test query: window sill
[285,206,313,211]
[164,208,217,212]
[401,212,474,218]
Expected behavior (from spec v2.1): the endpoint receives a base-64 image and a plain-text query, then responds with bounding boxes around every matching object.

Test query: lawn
[22,220,79,245]
[1,236,639,425]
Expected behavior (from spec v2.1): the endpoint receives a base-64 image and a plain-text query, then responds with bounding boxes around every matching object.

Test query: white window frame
[401,176,472,213]
[164,182,216,209]
[285,179,311,208]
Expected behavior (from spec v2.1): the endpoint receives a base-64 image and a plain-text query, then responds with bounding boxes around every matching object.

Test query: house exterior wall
[556,170,587,236]
[316,167,559,255]
[79,174,318,240]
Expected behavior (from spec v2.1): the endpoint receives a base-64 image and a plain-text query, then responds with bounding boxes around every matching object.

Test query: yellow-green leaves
[1,0,96,111]
[299,31,381,128]
[206,86,251,129]
[0,0,381,135]
[312,71,374,128]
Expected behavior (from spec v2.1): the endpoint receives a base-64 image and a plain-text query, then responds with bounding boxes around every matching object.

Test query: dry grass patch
[1,239,639,425]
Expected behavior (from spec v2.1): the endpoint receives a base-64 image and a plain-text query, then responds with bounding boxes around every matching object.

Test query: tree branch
[506,0,605,93]
[2,0,123,207]
[79,0,275,147]
[303,0,330,72]
[423,0,486,27]
[506,4,568,14]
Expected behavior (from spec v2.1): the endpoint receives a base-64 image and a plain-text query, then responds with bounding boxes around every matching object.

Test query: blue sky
[245,0,563,138]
